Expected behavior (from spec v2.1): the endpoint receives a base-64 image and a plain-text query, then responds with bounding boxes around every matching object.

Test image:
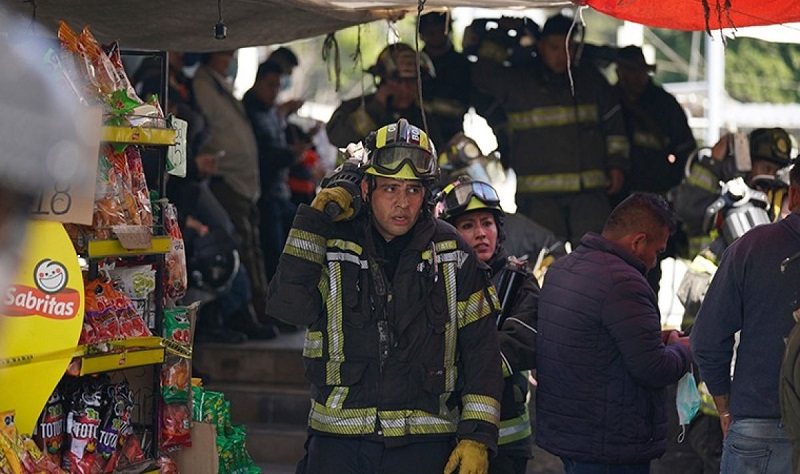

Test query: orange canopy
[584,0,800,31]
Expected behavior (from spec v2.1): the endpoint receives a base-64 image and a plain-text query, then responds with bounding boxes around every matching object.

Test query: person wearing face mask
[439,177,539,474]
[191,50,277,339]
[470,13,630,247]
[325,43,444,150]
[536,193,692,474]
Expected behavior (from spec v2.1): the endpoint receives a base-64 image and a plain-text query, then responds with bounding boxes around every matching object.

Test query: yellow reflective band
[285,229,326,264]
[303,331,323,358]
[419,130,429,151]
[462,394,501,425]
[499,410,531,445]
[326,261,345,386]
[435,240,458,252]
[427,98,468,118]
[379,409,459,437]
[351,106,377,138]
[508,104,597,131]
[698,381,719,416]
[632,130,665,150]
[309,399,376,435]
[318,266,330,299]
[328,239,363,255]
[517,173,581,193]
[457,289,494,329]
[688,254,719,275]
[581,169,608,189]
[500,352,512,378]
[327,386,349,410]
[606,135,630,156]
[686,165,721,194]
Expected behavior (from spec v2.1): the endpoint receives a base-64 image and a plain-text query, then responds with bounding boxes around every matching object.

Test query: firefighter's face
[537,34,574,75]
[454,211,498,263]
[748,159,783,182]
[363,177,424,240]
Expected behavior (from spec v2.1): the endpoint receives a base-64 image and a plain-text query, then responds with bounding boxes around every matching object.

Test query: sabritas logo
[2,259,79,319]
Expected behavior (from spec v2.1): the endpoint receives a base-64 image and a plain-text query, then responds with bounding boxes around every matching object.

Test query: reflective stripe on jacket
[266,205,504,450]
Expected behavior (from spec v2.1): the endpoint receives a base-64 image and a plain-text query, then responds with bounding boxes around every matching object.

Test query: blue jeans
[561,458,650,474]
[721,418,791,474]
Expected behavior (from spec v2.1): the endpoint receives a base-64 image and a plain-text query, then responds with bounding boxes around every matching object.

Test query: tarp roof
[2,0,796,51]
[0,1,568,52]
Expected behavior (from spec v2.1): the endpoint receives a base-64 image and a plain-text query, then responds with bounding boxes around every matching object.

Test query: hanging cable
[565,5,587,97]
[415,0,429,135]
[352,25,367,110]
[322,33,342,92]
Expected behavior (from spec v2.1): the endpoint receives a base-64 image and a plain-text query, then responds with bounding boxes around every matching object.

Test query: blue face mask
[280,75,292,91]
[676,370,702,442]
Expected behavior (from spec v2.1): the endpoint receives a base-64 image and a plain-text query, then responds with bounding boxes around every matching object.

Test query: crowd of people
[126,9,800,474]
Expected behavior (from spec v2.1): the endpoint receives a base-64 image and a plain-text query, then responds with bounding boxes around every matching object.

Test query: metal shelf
[87,235,171,258]
[73,336,166,375]
[101,125,176,146]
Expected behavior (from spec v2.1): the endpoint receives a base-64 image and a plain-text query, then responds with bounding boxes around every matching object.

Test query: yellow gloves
[443,439,489,474]
[311,186,355,222]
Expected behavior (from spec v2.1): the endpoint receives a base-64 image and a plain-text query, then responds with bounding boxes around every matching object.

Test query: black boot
[227,305,277,340]
[195,301,248,344]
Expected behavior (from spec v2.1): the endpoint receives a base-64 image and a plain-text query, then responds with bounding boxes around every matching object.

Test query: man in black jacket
[536,193,692,473]
[266,119,502,474]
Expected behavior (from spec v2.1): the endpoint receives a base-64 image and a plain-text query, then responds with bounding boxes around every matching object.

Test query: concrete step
[205,382,310,426]
[246,422,307,465]
[193,332,306,385]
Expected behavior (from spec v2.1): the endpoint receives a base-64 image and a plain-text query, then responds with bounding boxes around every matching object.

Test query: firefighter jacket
[325,93,444,150]
[265,204,503,451]
[616,81,697,195]
[472,58,629,195]
[423,45,472,144]
[487,249,539,457]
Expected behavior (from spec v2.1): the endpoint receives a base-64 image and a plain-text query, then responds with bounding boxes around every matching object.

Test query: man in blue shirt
[691,162,800,474]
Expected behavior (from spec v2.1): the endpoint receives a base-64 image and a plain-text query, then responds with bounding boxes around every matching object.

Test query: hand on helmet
[443,439,489,474]
[311,186,356,222]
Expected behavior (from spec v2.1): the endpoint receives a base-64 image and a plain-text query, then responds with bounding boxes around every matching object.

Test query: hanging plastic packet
[676,369,702,443]
[33,386,66,466]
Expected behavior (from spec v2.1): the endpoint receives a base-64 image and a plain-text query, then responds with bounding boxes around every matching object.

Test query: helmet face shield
[369,146,436,180]
[441,180,502,221]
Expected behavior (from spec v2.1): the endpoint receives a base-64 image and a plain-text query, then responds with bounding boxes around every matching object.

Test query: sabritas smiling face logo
[3,258,79,319]
[35,259,68,294]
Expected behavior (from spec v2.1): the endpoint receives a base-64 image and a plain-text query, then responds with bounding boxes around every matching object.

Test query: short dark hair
[268,46,299,68]
[603,193,676,239]
[420,12,448,28]
[541,13,581,39]
[256,60,283,80]
[790,162,800,188]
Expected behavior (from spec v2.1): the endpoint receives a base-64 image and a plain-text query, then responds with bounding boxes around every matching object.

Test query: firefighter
[654,128,795,474]
[326,43,444,150]
[470,13,630,245]
[266,119,503,474]
[439,177,539,474]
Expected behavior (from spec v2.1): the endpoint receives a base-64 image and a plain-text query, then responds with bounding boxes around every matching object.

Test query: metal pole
[705,31,725,145]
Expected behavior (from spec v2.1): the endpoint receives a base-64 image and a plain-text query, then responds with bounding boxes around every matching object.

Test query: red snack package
[159,402,191,451]
[64,380,104,474]
[33,386,66,466]
[162,203,187,300]
[125,147,153,227]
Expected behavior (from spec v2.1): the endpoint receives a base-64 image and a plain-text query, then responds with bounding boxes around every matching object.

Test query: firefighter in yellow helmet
[440,177,540,474]
[326,43,444,151]
[266,119,503,474]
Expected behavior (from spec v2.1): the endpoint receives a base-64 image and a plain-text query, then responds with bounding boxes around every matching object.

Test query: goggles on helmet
[369,145,436,179]
[443,180,501,215]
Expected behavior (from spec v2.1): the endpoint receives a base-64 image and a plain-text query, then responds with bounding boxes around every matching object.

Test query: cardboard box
[176,422,218,474]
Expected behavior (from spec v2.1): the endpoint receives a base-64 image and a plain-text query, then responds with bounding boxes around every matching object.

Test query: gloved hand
[311,186,355,222]
[443,439,489,474]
